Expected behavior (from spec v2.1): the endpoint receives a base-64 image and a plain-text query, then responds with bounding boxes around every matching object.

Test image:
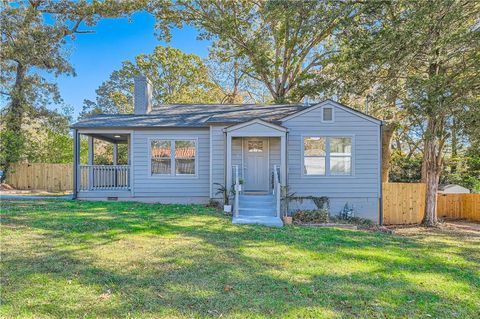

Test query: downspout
[72,129,78,200]
[379,122,384,225]
[223,129,227,192]
[285,131,289,216]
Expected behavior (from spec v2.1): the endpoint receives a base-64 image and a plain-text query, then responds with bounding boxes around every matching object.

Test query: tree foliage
[170,0,360,103]
[0,0,159,177]
[81,45,223,116]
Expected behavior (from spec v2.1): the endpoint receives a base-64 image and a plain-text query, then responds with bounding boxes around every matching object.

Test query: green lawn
[1,200,479,318]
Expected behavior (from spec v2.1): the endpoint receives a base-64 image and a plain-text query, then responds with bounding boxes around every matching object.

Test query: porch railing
[273,165,281,218]
[79,165,130,191]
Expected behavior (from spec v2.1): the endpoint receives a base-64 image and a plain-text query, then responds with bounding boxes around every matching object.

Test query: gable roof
[224,118,288,133]
[280,99,382,124]
[71,100,381,129]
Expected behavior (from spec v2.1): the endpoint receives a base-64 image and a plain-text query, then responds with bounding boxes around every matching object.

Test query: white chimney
[134,75,152,114]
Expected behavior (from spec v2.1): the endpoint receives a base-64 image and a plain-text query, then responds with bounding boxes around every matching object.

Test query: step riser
[232,217,283,227]
[239,201,275,207]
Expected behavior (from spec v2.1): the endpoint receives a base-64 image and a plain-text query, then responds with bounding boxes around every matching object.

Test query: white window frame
[321,106,335,123]
[149,137,198,178]
[301,134,354,177]
[329,137,353,176]
[302,137,327,176]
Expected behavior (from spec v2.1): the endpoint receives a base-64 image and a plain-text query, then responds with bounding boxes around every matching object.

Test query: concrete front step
[232,215,283,227]
[238,208,276,216]
[239,204,275,211]
[239,194,275,201]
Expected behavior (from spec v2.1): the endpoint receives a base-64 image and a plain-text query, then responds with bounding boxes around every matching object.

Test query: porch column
[226,132,232,194]
[112,143,118,165]
[280,134,287,185]
[72,129,79,199]
[88,136,94,190]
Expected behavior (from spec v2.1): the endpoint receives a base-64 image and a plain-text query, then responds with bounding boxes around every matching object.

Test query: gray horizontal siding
[210,125,225,199]
[132,128,210,197]
[282,103,381,204]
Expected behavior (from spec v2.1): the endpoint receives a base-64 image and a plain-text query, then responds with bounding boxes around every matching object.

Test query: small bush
[206,199,221,209]
[293,209,329,224]
[330,215,375,227]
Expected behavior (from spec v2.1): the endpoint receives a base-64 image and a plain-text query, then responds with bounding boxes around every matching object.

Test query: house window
[175,140,196,175]
[151,139,196,176]
[303,137,326,175]
[248,140,264,152]
[330,137,352,175]
[322,107,333,122]
[303,136,352,176]
[151,140,171,175]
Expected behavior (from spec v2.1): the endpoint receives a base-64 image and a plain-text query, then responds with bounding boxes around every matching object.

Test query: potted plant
[214,183,232,213]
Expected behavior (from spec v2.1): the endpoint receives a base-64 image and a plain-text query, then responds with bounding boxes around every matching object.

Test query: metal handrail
[233,165,240,216]
[273,165,281,217]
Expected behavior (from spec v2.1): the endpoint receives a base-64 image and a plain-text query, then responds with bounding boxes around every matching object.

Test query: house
[438,184,470,194]
[71,75,382,226]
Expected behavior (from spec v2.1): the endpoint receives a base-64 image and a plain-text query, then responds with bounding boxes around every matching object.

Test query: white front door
[243,138,269,192]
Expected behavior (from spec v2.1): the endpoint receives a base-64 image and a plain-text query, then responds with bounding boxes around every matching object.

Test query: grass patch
[1,200,479,318]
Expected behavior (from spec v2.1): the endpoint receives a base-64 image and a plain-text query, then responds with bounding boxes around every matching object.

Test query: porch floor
[232,194,283,227]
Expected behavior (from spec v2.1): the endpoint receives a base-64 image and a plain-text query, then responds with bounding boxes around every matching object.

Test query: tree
[340,0,480,225]
[324,1,412,183]
[81,45,223,116]
[0,0,169,178]
[169,0,360,103]
[206,45,270,104]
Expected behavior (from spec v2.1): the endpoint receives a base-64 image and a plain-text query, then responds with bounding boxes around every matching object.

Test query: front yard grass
[1,200,479,318]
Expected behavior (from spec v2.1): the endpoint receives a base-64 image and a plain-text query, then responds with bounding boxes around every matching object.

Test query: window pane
[175,140,196,158]
[304,137,326,156]
[176,158,195,175]
[151,158,171,174]
[151,140,171,158]
[248,140,263,152]
[330,157,351,175]
[323,107,333,121]
[304,157,326,175]
[330,137,351,156]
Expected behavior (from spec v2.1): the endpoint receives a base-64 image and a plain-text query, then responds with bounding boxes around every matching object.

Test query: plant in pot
[214,183,232,213]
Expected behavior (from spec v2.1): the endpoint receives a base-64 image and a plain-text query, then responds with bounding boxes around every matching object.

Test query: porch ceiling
[82,133,129,144]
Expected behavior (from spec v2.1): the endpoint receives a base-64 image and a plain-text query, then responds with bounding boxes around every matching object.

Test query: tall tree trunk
[422,116,444,226]
[450,117,458,174]
[6,62,27,131]
[1,62,27,181]
[382,122,397,183]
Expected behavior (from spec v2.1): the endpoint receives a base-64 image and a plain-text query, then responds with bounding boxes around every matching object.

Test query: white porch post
[280,134,287,185]
[113,143,118,165]
[72,129,79,198]
[88,136,94,190]
[226,132,232,200]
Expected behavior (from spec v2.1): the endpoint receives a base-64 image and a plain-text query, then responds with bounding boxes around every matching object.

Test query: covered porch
[73,129,132,198]
[224,119,287,225]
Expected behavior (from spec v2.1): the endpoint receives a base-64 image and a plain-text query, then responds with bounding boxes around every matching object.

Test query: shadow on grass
[1,200,479,318]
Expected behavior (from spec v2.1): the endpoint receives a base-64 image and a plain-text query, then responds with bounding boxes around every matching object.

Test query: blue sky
[55,11,210,120]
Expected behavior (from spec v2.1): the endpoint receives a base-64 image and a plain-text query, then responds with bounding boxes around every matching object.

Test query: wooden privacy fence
[437,193,480,222]
[382,183,426,225]
[383,183,480,224]
[6,163,72,192]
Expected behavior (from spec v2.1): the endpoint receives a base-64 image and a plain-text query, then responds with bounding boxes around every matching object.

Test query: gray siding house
[71,76,382,226]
